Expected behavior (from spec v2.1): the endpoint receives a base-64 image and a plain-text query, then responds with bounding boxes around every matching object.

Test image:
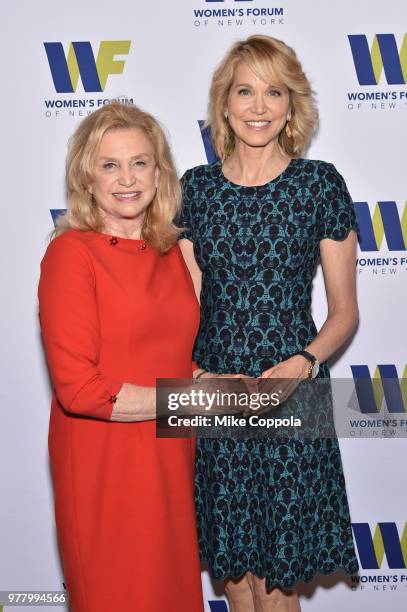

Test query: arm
[301,165,359,369]
[261,161,359,380]
[178,239,203,377]
[304,231,358,363]
[38,235,156,422]
[260,231,358,380]
[178,238,202,303]
[178,169,202,303]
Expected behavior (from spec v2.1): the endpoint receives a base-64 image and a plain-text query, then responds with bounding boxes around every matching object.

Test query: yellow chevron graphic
[402,523,407,567]
[373,524,385,567]
[401,365,407,413]
[400,35,407,83]
[402,204,407,249]
[373,366,385,411]
[371,202,407,251]
[66,43,80,91]
[371,34,407,84]
[370,35,383,84]
[372,366,407,412]
[373,524,407,566]
[372,204,385,250]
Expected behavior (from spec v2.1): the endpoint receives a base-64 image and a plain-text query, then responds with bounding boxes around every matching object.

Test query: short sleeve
[178,169,194,242]
[38,234,122,420]
[318,163,359,242]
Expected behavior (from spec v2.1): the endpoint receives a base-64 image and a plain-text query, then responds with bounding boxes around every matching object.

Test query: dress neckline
[216,157,297,189]
[93,230,146,243]
[90,230,149,252]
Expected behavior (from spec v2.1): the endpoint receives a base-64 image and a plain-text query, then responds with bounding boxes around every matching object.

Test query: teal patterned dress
[179,158,359,589]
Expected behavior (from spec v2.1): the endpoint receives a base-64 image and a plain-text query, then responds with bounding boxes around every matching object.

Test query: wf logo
[352,522,407,569]
[348,34,407,85]
[354,202,407,251]
[351,365,407,414]
[44,40,131,93]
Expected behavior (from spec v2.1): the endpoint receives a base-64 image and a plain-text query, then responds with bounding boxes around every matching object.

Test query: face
[89,127,159,230]
[226,62,291,150]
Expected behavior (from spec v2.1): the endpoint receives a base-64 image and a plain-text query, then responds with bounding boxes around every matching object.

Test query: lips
[245,120,272,129]
[112,192,141,201]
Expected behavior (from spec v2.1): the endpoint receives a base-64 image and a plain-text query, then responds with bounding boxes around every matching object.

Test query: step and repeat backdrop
[1,0,406,610]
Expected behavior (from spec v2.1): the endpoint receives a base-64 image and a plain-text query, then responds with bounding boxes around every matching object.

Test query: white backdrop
[1,0,406,610]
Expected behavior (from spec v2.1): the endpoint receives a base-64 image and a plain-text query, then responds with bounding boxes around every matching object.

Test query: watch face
[311,362,320,379]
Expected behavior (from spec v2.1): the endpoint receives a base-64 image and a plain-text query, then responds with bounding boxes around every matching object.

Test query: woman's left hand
[257,355,310,409]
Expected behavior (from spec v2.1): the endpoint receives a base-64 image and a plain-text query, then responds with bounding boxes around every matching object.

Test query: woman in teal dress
[179,35,359,611]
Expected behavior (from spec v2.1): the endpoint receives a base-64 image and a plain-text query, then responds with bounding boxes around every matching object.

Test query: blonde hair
[208,35,318,161]
[56,101,181,252]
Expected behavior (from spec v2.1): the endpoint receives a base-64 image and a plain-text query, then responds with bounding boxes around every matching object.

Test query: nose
[118,166,136,187]
[252,94,266,115]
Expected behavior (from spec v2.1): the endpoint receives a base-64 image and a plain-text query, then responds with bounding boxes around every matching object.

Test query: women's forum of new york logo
[44,40,131,93]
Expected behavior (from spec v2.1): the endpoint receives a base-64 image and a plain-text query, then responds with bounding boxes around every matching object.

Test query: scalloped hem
[201,559,360,592]
[319,225,358,243]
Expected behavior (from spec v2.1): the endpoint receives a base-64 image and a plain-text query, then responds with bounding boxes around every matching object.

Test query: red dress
[38,229,204,612]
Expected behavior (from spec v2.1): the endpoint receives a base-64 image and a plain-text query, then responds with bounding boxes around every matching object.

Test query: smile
[112,192,141,201]
[245,121,272,129]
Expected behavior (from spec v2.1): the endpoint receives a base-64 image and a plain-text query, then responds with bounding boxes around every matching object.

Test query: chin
[241,138,275,149]
[236,132,279,149]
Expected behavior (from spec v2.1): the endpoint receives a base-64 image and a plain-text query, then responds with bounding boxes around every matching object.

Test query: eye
[103,162,117,170]
[237,88,251,96]
[133,160,147,167]
[267,89,281,97]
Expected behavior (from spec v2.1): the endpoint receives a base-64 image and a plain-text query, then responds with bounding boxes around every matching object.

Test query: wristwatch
[295,350,320,379]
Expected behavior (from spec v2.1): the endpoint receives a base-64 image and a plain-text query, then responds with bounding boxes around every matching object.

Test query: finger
[259,368,275,378]
[258,376,286,396]
[242,379,259,395]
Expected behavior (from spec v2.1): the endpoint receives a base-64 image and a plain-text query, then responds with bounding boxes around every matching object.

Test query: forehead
[232,61,286,89]
[98,127,154,155]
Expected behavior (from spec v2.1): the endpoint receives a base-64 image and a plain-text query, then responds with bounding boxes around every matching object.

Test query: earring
[224,109,229,119]
[287,111,292,121]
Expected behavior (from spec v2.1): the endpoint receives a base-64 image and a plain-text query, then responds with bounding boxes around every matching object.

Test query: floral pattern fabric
[180,158,359,589]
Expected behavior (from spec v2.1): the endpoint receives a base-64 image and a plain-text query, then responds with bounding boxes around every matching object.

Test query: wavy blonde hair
[56,101,181,252]
[208,35,318,161]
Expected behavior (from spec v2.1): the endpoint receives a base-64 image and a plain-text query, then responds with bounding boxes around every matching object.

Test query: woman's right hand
[191,371,258,416]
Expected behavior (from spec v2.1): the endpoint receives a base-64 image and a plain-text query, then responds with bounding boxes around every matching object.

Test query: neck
[224,140,291,186]
[100,214,145,240]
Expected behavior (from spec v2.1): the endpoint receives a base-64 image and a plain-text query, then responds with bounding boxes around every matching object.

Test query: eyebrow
[98,153,153,161]
[234,82,282,88]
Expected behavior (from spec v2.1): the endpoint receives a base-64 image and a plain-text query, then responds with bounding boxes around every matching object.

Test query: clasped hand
[198,355,310,416]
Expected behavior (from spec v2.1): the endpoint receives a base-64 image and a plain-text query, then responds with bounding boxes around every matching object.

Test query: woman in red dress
[38,102,204,612]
